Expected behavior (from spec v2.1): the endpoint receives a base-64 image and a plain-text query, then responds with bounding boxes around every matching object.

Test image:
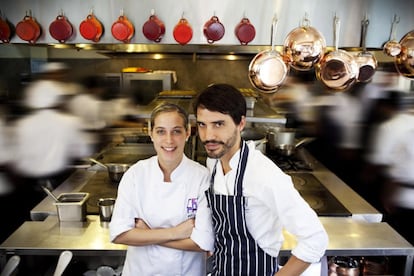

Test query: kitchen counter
[1,216,413,275]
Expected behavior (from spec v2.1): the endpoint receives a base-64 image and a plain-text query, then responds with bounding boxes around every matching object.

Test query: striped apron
[206,141,278,276]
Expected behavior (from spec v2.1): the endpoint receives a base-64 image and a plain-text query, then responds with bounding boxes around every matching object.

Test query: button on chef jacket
[110,155,215,276]
[206,141,328,263]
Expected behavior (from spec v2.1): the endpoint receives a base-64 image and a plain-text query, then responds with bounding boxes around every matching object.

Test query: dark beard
[202,128,239,159]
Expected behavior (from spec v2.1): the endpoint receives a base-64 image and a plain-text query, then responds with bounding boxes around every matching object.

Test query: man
[193,84,328,276]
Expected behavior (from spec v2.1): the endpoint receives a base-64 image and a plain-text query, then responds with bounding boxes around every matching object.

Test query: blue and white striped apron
[206,141,277,276]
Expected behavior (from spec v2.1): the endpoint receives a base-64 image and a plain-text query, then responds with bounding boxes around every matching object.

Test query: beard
[202,128,239,159]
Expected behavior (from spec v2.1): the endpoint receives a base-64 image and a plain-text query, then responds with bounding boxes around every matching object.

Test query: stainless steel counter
[1,216,413,275]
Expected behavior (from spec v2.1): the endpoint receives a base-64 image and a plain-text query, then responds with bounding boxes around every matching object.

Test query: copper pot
[383,14,401,57]
[354,16,377,83]
[0,12,13,43]
[248,15,289,93]
[283,16,326,71]
[315,15,359,91]
[394,30,414,79]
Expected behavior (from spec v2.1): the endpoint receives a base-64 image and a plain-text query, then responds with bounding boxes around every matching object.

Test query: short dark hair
[193,84,246,125]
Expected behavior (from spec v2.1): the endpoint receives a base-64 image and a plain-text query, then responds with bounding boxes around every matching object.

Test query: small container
[54,192,89,222]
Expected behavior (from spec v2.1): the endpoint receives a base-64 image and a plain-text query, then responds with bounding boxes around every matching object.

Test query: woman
[109,103,214,276]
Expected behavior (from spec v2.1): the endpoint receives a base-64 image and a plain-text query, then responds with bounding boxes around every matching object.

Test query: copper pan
[315,15,358,91]
[283,15,326,71]
[383,14,401,57]
[248,15,289,93]
[394,30,414,79]
[354,15,377,83]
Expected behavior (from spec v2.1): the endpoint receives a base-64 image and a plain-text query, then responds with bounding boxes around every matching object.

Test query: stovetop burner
[288,173,351,217]
[269,154,313,172]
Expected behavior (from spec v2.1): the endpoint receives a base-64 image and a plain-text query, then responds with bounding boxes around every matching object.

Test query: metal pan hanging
[235,17,256,45]
[15,12,41,44]
[248,15,289,93]
[79,12,103,42]
[49,13,73,43]
[173,17,193,45]
[111,13,134,43]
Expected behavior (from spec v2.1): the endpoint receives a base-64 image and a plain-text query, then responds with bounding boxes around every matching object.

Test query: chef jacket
[206,141,328,263]
[110,155,214,276]
[11,109,92,177]
[367,112,414,209]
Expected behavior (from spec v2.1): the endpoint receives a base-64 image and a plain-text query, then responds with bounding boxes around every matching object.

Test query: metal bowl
[106,163,130,183]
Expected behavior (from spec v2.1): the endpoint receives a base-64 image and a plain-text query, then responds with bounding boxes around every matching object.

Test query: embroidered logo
[187,198,198,218]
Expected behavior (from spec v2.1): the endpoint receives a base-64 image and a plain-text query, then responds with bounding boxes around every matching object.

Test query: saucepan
[248,14,290,93]
[394,29,414,79]
[383,14,401,57]
[315,15,359,91]
[89,158,130,184]
[354,15,377,83]
[267,128,314,156]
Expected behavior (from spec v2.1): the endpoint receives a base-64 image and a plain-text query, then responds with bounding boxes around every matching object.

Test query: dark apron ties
[206,141,277,276]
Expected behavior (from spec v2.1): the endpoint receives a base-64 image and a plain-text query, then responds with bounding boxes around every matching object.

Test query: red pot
[79,13,103,42]
[142,14,165,43]
[235,17,256,45]
[49,14,73,43]
[0,15,13,43]
[203,16,225,44]
[173,18,193,45]
[16,14,41,44]
[111,15,134,43]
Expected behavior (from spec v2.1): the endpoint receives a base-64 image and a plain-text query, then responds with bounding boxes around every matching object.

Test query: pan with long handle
[248,14,289,93]
[355,14,377,83]
[315,15,359,91]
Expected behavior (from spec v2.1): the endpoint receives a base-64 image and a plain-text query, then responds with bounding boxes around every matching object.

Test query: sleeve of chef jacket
[189,168,215,252]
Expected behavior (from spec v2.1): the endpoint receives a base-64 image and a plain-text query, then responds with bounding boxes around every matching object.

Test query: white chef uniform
[110,155,215,276]
[206,141,328,263]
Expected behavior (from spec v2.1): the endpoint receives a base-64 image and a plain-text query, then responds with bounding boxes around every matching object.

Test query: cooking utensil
[111,11,134,43]
[235,16,256,45]
[328,256,360,276]
[79,12,103,42]
[41,185,60,202]
[142,10,165,43]
[0,255,20,276]
[203,15,225,44]
[89,158,108,169]
[315,15,359,91]
[0,11,13,43]
[173,16,193,45]
[49,12,73,43]
[53,250,73,276]
[355,14,377,83]
[394,30,414,79]
[89,158,130,183]
[283,15,326,71]
[241,128,267,154]
[383,14,401,57]
[248,14,289,93]
[15,11,41,44]
[267,128,314,156]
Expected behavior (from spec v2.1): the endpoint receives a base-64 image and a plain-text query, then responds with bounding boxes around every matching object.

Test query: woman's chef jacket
[206,141,328,263]
[110,155,214,276]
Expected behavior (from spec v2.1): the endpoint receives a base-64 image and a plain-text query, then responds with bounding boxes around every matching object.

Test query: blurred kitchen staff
[109,103,214,276]
[193,84,328,276]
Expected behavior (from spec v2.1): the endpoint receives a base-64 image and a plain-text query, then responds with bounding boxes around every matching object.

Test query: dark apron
[206,141,277,276]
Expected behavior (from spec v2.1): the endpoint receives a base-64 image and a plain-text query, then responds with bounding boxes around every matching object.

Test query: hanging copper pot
[142,12,165,43]
[111,13,134,43]
[354,15,377,83]
[15,12,41,44]
[315,15,359,91]
[394,30,414,79]
[49,13,73,43]
[203,15,225,44]
[248,15,289,93]
[0,11,13,43]
[283,16,326,71]
[173,17,193,45]
[235,17,256,45]
[79,12,103,42]
[383,14,401,57]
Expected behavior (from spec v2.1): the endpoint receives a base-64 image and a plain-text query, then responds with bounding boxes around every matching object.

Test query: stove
[269,153,351,217]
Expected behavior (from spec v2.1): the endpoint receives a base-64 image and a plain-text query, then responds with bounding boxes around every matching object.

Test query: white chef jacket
[109,155,214,276]
[11,109,92,177]
[366,112,414,209]
[206,141,328,263]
